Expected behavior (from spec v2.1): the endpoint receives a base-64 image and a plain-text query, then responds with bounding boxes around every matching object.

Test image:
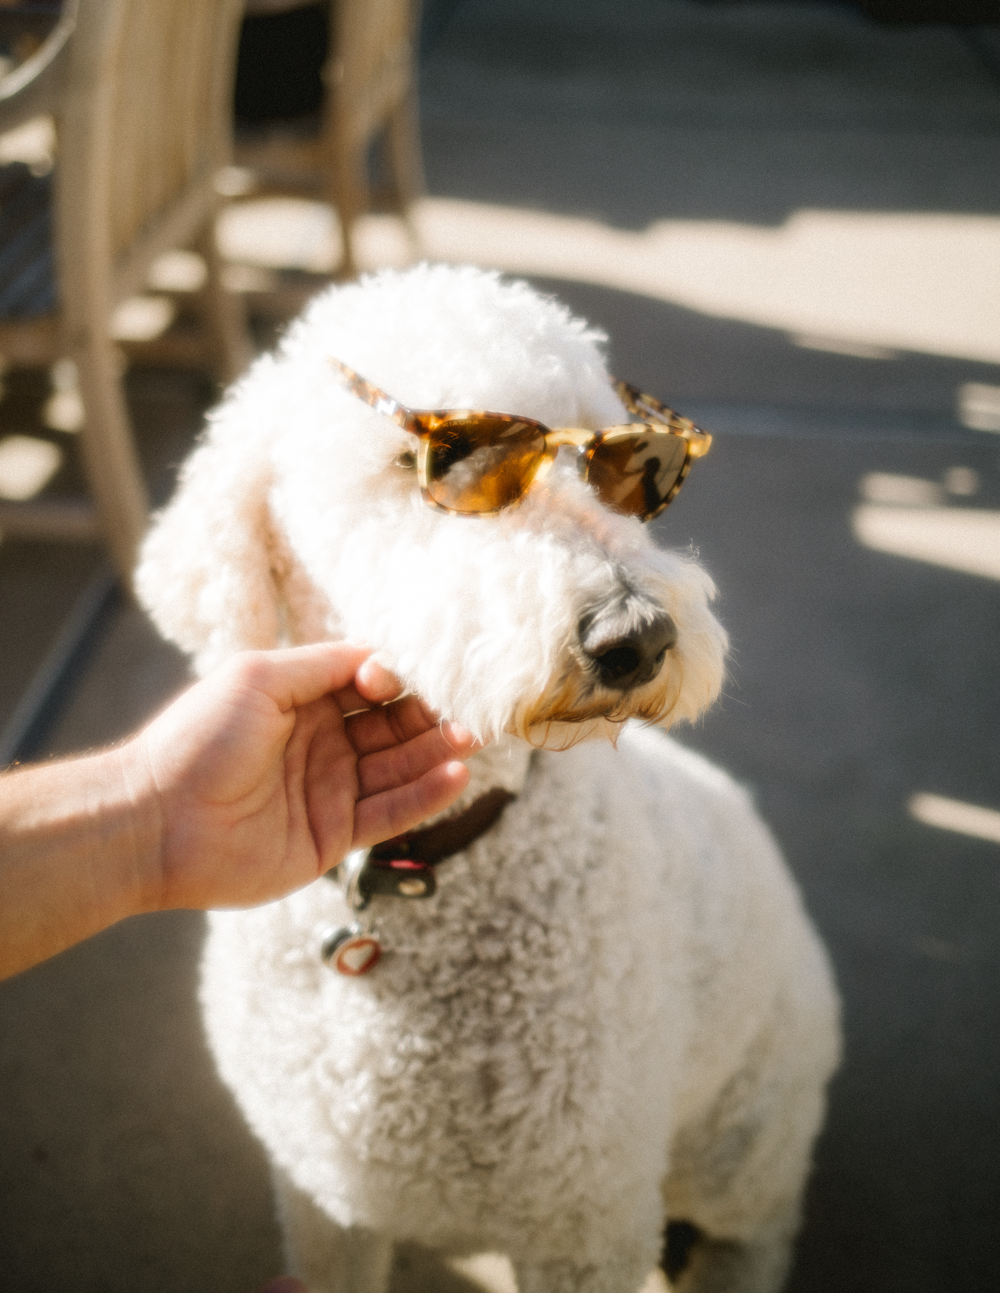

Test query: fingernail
[442,721,477,749]
[358,658,401,700]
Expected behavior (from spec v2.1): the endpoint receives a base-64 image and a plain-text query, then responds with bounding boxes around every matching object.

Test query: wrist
[0,744,163,980]
[107,736,166,916]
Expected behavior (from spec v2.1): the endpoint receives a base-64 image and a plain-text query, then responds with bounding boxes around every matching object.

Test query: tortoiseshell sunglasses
[330,357,712,522]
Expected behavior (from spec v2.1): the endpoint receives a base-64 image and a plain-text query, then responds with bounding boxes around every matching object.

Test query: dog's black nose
[579,602,677,692]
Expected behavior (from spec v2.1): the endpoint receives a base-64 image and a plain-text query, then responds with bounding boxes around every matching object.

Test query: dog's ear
[649,553,729,729]
[135,428,283,676]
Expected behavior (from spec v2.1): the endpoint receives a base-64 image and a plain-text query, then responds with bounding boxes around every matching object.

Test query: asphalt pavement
[1,3,999,1290]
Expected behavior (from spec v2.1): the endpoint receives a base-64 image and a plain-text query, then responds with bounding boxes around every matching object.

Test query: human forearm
[0,746,159,980]
[0,645,478,983]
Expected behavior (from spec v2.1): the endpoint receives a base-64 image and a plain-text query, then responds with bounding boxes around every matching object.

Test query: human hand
[128,643,477,913]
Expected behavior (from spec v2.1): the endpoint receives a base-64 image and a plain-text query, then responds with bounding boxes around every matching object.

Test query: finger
[352,761,471,848]
[299,702,362,872]
[345,692,442,755]
[440,720,481,754]
[355,657,405,703]
[330,683,373,716]
[332,660,406,717]
[357,721,480,798]
[224,642,372,713]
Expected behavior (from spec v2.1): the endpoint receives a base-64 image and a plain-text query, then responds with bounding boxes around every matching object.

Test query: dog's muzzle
[578,593,677,692]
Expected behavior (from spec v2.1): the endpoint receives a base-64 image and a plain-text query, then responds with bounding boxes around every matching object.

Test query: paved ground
[1,2,999,1291]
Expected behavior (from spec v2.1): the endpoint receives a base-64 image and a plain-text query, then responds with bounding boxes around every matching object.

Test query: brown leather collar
[330,787,516,906]
[369,787,516,867]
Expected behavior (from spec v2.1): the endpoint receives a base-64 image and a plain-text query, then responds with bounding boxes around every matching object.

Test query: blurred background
[0,1,998,1290]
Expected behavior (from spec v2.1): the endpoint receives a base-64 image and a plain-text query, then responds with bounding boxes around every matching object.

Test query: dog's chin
[512,666,685,751]
[523,715,625,751]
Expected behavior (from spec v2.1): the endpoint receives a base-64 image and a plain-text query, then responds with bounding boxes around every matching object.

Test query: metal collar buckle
[338,847,437,912]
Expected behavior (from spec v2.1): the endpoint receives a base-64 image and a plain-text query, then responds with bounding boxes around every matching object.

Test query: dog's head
[136,265,726,746]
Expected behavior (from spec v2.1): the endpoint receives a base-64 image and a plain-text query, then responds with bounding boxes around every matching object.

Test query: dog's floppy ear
[648,552,729,729]
[135,421,284,676]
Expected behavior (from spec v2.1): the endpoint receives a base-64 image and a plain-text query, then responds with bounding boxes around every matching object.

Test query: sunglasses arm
[613,378,713,457]
[372,395,418,432]
[329,357,419,433]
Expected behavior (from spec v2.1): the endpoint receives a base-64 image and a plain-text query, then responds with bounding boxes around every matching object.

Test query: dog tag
[321,924,382,976]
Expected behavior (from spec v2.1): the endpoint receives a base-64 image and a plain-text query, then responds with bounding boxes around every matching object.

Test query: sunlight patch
[859,473,943,508]
[147,250,207,293]
[391,200,1000,367]
[218,197,343,273]
[853,504,1000,580]
[790,334,898,361]
[958,382,1000,434]
[0,434,62,500]
[910,793,1000,846]
[110,295,175,342]
[217,199,1000,368]
[43,358,84,433]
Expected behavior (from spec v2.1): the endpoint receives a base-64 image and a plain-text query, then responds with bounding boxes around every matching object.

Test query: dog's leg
[513,1247,659,1293]
[272,1167,394,1293]
[667,1231,794,1293]
[660,1086,827,1291]
[659,1082,816,1293]
[661,943,838,1293]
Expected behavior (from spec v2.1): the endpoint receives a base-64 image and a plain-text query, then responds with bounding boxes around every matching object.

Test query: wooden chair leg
[73,338,149,586]
[386,87,425,212]
[386,89,424,260]
[326,129,371,279]
[197,217,253,386]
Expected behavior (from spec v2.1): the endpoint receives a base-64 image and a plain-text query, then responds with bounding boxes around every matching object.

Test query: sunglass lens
[426,417,547,513]
[588,432,688,520]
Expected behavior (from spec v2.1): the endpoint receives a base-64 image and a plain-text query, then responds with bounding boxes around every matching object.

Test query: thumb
[226,643,374,713]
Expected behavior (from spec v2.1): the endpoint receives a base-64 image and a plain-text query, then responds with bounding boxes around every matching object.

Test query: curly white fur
[137,265,723,743]
[136,265,840,1293]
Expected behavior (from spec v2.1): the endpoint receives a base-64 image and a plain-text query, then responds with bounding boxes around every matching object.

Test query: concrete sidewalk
[1,3,999,1290]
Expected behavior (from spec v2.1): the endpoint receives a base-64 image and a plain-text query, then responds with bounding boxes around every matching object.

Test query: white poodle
[136,264,840,1293]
